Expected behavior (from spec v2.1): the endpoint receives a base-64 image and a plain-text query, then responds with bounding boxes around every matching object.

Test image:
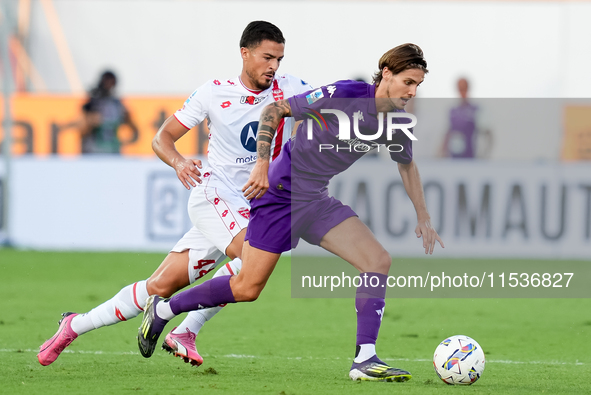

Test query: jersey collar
[238,76,266,95]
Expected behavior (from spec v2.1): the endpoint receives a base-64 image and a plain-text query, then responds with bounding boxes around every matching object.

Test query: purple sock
[355,272,387,345]
[169,275,236,315]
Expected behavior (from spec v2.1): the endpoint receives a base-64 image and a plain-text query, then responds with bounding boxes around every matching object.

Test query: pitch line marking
[0,349,584,366]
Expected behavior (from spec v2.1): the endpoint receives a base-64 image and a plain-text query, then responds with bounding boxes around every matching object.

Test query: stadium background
[1,1,591,393]
[1,0,591,254]
[1,0,591,257]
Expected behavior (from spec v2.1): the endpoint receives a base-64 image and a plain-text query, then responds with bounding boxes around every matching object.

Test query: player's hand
[174,158,202,189]
[243,161,269,200]
[415,218,445,255]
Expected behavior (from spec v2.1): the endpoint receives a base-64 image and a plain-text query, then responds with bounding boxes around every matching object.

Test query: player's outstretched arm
[398,160,445,254]
[243,100,292,200]
[153,115,202,190]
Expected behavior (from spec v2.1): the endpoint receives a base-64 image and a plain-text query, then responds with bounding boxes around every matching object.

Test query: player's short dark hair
[372,43,428,85]
[240,21,285,49]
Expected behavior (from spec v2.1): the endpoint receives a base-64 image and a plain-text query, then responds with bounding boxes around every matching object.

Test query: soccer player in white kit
[37,21,312,367]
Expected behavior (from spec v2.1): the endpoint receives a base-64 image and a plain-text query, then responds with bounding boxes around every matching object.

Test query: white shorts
[171,226,227,283]
[170,170,251,283]
[187,171,251,252]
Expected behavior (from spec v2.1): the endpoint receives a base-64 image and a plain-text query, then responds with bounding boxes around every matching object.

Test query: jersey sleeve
[386,116,414,164]
[288,85,329,122]
[288,80,355,121]
[389,138,413,164]
[174,82,211,130]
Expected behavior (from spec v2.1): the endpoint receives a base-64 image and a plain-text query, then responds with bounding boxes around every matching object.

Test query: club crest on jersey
[240,95,265,105]
[273,88,284,101]
[237,207,250,219]
[272,80,284,101]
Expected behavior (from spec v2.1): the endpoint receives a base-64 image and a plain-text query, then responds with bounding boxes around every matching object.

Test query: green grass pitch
[1,249,590,394]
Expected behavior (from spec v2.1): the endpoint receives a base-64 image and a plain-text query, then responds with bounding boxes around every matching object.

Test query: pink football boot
[37,312,79,366]
[162,327,203,366]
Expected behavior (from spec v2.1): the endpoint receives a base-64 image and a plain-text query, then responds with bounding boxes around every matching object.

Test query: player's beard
[245,68,272,91]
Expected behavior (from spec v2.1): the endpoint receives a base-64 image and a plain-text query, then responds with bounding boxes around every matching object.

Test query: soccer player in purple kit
[138,43,444,382]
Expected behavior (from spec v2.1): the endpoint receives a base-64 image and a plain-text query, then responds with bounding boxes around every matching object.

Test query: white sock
[354,344,376,363]
[70,280,149,335]
[155,298,176,321]
[172,258,242,335]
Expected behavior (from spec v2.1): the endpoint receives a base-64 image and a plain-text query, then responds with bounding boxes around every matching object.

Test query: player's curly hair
[240,21,285,49]
[372,43,428,86]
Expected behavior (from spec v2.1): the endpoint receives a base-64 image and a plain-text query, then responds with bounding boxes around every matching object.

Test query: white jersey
[175,74,313,191]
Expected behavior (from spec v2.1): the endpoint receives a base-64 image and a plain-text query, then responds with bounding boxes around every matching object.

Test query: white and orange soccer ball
[433,335,485,385]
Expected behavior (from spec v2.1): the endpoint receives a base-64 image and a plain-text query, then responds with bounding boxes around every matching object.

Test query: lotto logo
[230,222,236,230]
[221,101,232,108]
[222,210,228,217]
[214,198,220,205]
[213,80,221,85]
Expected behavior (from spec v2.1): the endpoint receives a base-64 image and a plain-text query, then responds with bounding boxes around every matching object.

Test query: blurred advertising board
[0,94,208,156]
[4,156,591,259]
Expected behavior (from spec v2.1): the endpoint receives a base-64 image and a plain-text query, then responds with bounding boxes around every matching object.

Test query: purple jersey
[276,80,413,200]
[248,80,415,253]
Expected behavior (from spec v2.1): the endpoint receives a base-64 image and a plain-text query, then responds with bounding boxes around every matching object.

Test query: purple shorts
[245,192,357,254]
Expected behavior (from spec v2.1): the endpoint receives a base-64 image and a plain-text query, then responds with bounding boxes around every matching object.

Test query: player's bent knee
[146,277,179,298]
[369,249,392,274]
[231,282,263,302]
[240,289,260,302]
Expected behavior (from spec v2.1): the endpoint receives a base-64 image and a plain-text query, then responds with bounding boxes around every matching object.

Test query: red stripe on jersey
[132,282,144,311]
[173,114,190,130]
[273,119,285,161]
[238,77,263,95]
[225,263,235,275]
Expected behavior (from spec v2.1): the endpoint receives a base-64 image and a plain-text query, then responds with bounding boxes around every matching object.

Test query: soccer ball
[433,335,485,385]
